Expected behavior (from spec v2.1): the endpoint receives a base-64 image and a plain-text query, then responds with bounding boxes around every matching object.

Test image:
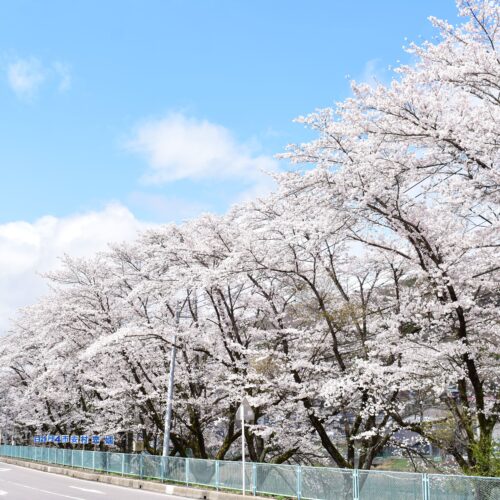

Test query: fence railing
[0,445,499,499]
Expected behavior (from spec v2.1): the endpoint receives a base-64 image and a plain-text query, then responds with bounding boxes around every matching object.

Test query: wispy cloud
[53,61,72,92]
[358,58,389,87]
[7,58,45,98]
[6,57,72,99]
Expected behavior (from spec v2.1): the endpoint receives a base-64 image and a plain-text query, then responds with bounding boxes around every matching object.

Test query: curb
[0,457,274,499]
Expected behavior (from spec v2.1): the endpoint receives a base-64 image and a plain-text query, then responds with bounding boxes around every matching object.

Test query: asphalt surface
[0,463,179,499]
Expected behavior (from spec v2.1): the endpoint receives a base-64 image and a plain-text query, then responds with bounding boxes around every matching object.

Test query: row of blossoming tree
[0,0,498,476]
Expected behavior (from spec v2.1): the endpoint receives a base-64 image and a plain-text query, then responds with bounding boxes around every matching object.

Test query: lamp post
[236,397,254,495]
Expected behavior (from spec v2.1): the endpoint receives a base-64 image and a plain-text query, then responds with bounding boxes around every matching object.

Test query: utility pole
[162,303,181,457]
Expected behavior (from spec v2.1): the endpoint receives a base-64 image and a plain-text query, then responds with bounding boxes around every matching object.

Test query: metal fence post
[422,473,430,500]
[186,458,189,486]
[140,453,144,479]
[122,453,125,476]
[92,450,95,471]
[296,465,301,500]
[252,463,257,496]
[353,469,359,500]
[216,460,220,491]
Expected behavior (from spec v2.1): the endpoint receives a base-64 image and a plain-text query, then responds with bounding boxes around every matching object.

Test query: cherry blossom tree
[282,0,499,475]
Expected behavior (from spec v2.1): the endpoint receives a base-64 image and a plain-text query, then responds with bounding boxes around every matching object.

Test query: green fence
[0,445,499,499]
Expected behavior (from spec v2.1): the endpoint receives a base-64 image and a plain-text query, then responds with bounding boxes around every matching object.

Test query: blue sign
[31,433,104,445]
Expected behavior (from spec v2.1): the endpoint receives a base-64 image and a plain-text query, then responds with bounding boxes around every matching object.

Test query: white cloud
[6,57,72,98]
[126,113,278,185]
[0,204,150,335]
[7,58,45,98]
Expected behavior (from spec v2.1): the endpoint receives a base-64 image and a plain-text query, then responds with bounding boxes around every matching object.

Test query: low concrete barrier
[0,457,274,499]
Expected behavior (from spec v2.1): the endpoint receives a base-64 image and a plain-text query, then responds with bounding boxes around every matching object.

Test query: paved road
[0,463,178,499]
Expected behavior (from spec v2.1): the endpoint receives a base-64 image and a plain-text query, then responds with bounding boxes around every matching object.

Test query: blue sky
[0,0,460,223]
[0,0,460,332]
